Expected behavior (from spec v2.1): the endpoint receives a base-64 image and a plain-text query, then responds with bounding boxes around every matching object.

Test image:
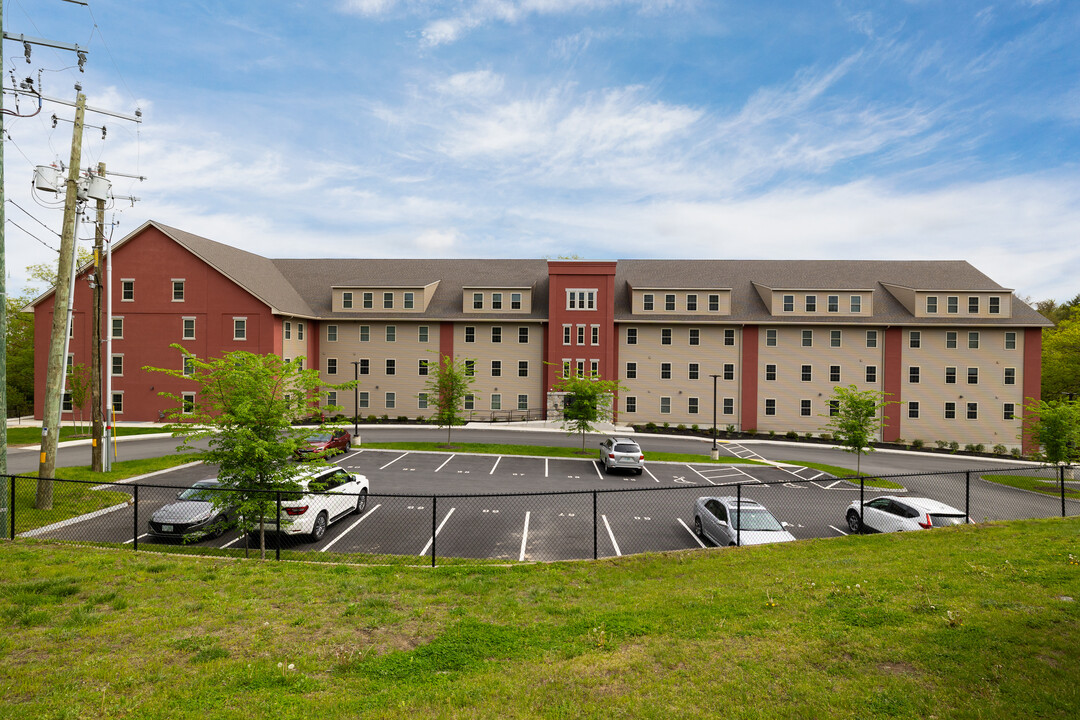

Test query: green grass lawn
[782,460,906,489]
[362,441,767,464]
[6,425,166,446]
[1,517,1078,718]
[981,473,1080,500]
[8,454,201,535]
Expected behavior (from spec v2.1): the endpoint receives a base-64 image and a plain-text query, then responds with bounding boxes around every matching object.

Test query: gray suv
[598,437,645,475]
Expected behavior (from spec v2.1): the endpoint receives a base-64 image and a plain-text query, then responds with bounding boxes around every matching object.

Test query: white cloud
[436,70,505,98]
[415,228,462,250]
[338,0,401,16]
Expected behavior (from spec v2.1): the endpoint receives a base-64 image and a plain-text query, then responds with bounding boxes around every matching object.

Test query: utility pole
[91,162,105,472]
[36,90,85,508]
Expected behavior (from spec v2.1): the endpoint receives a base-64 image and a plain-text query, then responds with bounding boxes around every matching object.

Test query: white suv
[599,437,645,475]
[271,467,370,541]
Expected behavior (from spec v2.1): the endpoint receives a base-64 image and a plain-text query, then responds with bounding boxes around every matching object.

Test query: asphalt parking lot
[21,440,1074,562]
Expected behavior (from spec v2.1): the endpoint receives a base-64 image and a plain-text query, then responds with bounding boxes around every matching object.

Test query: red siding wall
[740,326,758,431]
[882,327,903,442]
[33,226,276,422]
[544,262,618,402]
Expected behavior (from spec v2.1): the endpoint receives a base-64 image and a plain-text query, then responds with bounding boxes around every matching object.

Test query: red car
[295,429,352,460]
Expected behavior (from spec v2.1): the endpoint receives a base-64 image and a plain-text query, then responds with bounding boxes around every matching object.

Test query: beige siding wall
[281,317,309,365]
[757,325,885,435]
[618,325,742,425]
[462,289,533,314]
[630,289,731,316]
[318,320,437,416]
[898,328,1025,449]
[455,322,545,414]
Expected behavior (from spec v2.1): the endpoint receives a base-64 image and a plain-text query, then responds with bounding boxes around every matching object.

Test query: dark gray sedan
[148,479,231,541]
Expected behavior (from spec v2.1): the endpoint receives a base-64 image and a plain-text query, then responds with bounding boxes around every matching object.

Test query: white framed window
[491,360,501,377]
[233,317,247,340]
[490,394,501,411]
[687,294,698,311]
[62,392,73,412]
[326,391,337,408]
[297,323,305,341]
[723,363,734,381]
[385,359,396,375]
[386,326,396,342]
[688,363,699,380]
[518,327,529,343]
[689,328,700,346]
[850,295,862,313]
[661,363,672,380]
[664,294,675,311]
[183,356,195,376]
[661,328,672,345]
[945,366,956,384]
[404,292,415,310]
[967,402,978,420]
[909,331,921,349]
[805,295,817,312]
[1003,403,1015,420]
[946,331,958,349]
[577,326,585,345]
[473,293,484,310]
[866,365,877,383]
[926,296,938,314]
[360,325,370,342]
[591,325,599,346]
[112,317,124,339]
[801,365,812,382]
[947,296,958,314]
[968,332,980,349]
[802,330,813,347]
[111,391,124,414]
[989,296,1001,314]
[830,330,842,347]
[688,397,700,414]
[660,396,671,414]
[563,325,572,345]
[724,329,735,346]
[517,394,528,411]
[1004,367,1016,385]
[643,294,654,311]
[465,326,476,343]
[626,327,638,345]
[327,358,338,375]
[358,391,369,409]
[801,400,812,416]
[519,361,529,377]
[625,362,637,379]
[511,293,522,310]
[567,289,597,310]
[830,365,841,383]
[827,295,839,313]
[783,294,794,312]
[491,292,502,310]
[121,279,134,302]
[491,326,502,343]
[111,354,123,376]
[465,360,475,377]
[182,392,196,415]
[968,296,980,313]
[765,364,776,381]
[766,329,777,347]
[625,396,637,413]
[866,330,877,348]
[284,321,291,340]
[1005,332,1016,350]
[386,392,396,409]
[172,279,185,302]
[709,294,720,312]
[590,360,599,376]
[359,359,370,375]
[909,366,920,383]
[968,367,979,384]
[723,398,734,415]
[182,317,195,340]
[419,326,429,343]
[908,401,920,419]
[327,325,338,342]
[419,393,429,410]
[765,398,776,416]
[342,291,353,309]
[363,292,373,309]
[419,359,429,376]
[384,292,394,309]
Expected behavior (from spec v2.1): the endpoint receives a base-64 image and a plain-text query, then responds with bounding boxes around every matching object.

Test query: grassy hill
[2,518,1078,719]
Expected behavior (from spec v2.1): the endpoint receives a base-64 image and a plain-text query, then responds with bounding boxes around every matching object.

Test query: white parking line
[19,500,132,537]
[321,504,382,552]
[829,525,849,536]
[544,458,549,478]
[418,507,456,557]
[687,464,718,485]
[592,460,604,479]
[379,453,408,470]
[434,454,456,472]
[643,466,660,482]
[334,450,361,465]
[601,514,621,556]
[519,511,531,562]
[220,535,243,548]
[489,457,502,475]
[678,518,707,547]
[123,533,150,545]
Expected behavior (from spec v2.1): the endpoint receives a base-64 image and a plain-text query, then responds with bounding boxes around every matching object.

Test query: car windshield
[731,509,784,531]
[929,514,966,527]
[614,444,640,453]
[308,433,334,443]
[179,485,219,501]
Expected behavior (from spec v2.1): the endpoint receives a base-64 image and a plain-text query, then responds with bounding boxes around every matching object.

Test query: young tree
[1041,310,1080,401]
[4,293,35,419]
[146,346,353,559]
[66,363,92,433]
[1023,398,1080,468]
[821,385,895,479]
[551,371,624,451]
[423,354,477,445]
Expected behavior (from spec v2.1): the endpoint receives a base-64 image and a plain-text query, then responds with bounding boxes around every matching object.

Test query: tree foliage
[66,363,91,432]
[1023,398,1080,466]
[1035,294,1080,326]
[821,385,895,478]
[5,294,35,419]
[1041,309,1080,401]
[422,354,477,445]
[145,346,352,558]
[551,371,623,450]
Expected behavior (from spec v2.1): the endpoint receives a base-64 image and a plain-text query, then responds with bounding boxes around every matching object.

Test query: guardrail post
[736,483,742,547]
[432,495,437,567]
[133,484,139,552]
[276,492,281,562]
[1061,465,1067,518]
[965,471,971,524]
[593,491,598,560]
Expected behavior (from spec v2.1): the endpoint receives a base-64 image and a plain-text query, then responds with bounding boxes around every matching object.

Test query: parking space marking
[418,507,456,557]
[321,504,382,552]
[545,458,549,478]
[672,476,696,484]
[602,514,621,556]
[434,455,456,472]
[643,466,660,482]
[592,460,604,479]
[686,465,716,485]
[123,533,150,544]
[678,517,707,548]
[828,525,849,536]
[379,453,408,470]
[20,500,132,537]
[489,457,502,475]
[221,535,243,548]
[519,511,531,562]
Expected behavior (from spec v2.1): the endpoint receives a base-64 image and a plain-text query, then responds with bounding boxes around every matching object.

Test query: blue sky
[6,0,1079,302]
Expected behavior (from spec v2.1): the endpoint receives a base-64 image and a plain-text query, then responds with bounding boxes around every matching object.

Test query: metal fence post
[276,492,281,562]
[1061,465,1067,518]
[133,483,139,552]
[965,471,971,524]
[736,483,742,547]
[593,491,598,560]
[9,475,15,540]
[859,476,864,531]
[432,495,437,567]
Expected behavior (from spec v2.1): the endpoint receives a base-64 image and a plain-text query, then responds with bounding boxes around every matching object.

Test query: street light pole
[351,360,360,440]
[710,374,721,460]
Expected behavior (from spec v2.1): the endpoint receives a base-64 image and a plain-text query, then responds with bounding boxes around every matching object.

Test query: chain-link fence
[3,465,1077,565]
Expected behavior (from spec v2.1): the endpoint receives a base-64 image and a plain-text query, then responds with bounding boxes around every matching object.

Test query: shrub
[974,443,985,453]
[768,430,776,438]
[676,424,687,431]
[725,424,736,435]
[911,438,925,449]
[662,422,670,429]
[785,430,798,440]
[896,438,907,446]
[397,416,409,423]
[691,424,699,432]
[948,441,960,452]
[1010,447,1023,458]
[992,443,1008,456]
[963,443,976,452]
[803,432,813,440]
[935,440,948,450]
[366,414,377,424]
[819,432,831,441]
[645,422,658,431]
[380,414,390,422]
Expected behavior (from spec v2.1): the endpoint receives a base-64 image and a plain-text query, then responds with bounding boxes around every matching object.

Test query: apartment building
[30,221,1049,452]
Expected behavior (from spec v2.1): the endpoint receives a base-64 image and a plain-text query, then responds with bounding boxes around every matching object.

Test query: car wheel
[694,516,703,537]
[635,468,643,476]
[354,489,368,515]
[309,512,328,542]
[846,510,863,534]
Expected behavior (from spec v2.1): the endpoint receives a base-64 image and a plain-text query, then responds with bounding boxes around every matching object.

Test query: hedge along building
[29,220,1050,452]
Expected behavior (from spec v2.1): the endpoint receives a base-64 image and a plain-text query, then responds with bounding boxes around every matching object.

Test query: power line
[5,219,58,252]
[6,198,61,236]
